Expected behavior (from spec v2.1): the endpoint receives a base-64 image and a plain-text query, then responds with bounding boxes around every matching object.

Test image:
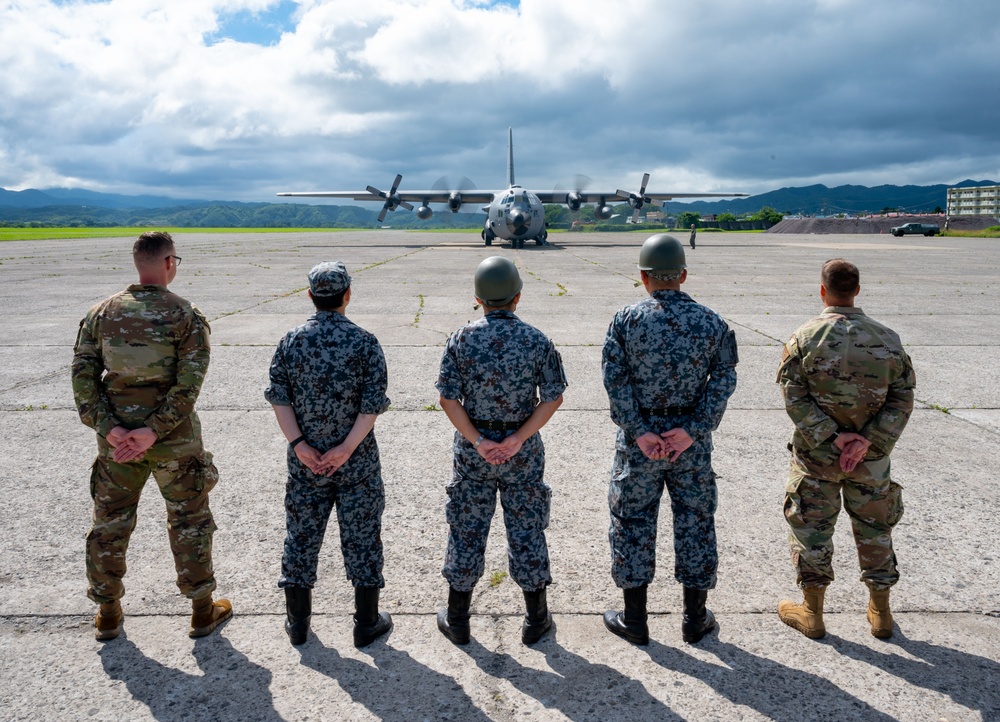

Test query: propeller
[616,172,662,223]
[555,174,592,212]
[367,174,414,223]
[431,176,477,213]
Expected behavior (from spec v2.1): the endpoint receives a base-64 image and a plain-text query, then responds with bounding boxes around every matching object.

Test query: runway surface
[2,230,998,721]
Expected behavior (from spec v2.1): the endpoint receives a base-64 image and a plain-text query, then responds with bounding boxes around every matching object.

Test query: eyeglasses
[166,255,182,266]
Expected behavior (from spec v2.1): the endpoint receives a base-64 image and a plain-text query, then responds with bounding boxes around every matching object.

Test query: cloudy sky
[2,0,999,203]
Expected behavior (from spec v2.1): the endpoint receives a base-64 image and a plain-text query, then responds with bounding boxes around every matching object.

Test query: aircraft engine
[448,193,463,212]
[594,199,613,220]
[565,192,584,212]
[417,205,433,220]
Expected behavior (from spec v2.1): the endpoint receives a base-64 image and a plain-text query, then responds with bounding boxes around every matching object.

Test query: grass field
[0,227,370,242]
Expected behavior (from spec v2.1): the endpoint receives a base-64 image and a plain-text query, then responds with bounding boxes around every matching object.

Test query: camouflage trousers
[784,445,904,590]
[280,455,385,589]
[443,434,552,592]
[609,443,718,590]
[86,448,219,604]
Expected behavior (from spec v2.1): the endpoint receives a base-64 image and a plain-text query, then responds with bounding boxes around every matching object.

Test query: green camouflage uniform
[72,283,219,604]
[777,305,915,590]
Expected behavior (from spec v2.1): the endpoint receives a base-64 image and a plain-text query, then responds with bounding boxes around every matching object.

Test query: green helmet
[474,256,523,306]
[637,234,686,271]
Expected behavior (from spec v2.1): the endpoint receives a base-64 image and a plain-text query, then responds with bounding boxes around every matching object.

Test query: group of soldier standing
[72,230,915,651]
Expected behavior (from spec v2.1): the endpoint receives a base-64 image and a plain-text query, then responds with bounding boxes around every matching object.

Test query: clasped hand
[294,442,354,476]
[636,428,693,462]
[106,426,157,463]
[477,433,524,465]
[833,432,871,473]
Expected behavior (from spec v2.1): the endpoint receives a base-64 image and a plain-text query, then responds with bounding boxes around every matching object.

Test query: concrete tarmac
[1,230,998,721]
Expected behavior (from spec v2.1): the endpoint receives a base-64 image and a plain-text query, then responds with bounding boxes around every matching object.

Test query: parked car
[891,222,940,237]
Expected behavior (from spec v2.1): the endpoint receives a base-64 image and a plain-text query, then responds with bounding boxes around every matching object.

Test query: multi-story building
[947,185,1000,216]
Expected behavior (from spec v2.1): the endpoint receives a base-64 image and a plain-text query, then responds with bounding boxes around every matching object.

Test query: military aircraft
[277,128,747,248]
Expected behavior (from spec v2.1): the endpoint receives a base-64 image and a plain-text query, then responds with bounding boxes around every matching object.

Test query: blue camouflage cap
[308,261,351,297]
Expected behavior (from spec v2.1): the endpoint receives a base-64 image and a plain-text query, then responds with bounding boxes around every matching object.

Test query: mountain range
[1,180,996,228]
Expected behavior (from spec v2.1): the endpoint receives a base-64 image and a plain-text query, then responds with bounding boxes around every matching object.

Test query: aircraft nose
[507,208,529,236]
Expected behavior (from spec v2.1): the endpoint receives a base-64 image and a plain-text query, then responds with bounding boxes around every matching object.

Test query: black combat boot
[521,587,553,645]
[603,585,649,645]
[353,586,393,648]
[437,587,473,645]
[284,587,311,646]
[681,587,716,643]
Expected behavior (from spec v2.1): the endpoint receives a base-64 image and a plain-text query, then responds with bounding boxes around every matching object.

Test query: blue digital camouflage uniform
[603,289,738,590]
[777,306,915,590]
[265,311,390,589]
[436,309,567,592]
[72,284,219,604]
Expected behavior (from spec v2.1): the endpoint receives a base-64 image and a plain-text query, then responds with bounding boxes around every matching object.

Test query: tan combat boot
[189,596,233,638]
[778,587,826,639]
[94,600,123,641]
[867,588,893,639]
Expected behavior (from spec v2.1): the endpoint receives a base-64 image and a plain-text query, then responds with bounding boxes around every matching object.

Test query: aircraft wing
[532,190,747,203]
[277,190,498,205]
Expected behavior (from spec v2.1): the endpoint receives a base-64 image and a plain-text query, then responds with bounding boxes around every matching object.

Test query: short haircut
[821,258,860,295]
[648,269,683,283]
[312,288,348,311]
[133,231,175,265]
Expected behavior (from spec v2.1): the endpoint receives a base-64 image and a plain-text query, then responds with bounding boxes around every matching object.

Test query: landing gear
[534,229,548,246]
[482,228,495,246]
[512,238,525,249]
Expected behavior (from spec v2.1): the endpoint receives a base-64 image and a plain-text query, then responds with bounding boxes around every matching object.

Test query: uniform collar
[311,310,350,322]
[823,305,864,315]
[485,309,518,320]
[127,283,167,292]
[650,289,691,302]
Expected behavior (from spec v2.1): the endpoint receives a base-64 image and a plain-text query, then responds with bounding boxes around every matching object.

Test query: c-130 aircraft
[278,128,746,248]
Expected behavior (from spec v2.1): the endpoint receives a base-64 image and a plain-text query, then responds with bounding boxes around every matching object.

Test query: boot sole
[603,612,649,645]
[778,614,826,639]
[94,612,123,641]
[189,606,233,638]
[354,615,393,648]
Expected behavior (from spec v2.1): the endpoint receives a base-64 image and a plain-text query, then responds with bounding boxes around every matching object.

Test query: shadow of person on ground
[460,630,685,721]
[830,626,1000,720]
[644,635,899,722]
[298,632,494,722]
[98,631,281,721]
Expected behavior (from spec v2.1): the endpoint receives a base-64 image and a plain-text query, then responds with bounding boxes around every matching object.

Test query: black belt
[469,418,524,432]
[640,405,696,416]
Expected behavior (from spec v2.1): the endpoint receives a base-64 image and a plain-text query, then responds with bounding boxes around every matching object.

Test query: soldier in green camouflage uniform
[266,261,393,648]
[777,258,915,640]
[435,256,567,646]
[72,231,232,641]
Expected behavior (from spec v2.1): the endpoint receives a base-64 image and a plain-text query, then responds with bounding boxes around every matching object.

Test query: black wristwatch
[289,435,306,449]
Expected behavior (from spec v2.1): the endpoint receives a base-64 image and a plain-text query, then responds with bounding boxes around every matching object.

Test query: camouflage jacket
[602,289,738,444]
[72,284,210,459]
[436,309,567,439]
[265,311,390,480]
[777,306,915,456]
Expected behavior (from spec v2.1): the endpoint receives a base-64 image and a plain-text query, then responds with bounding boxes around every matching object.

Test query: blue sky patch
[208,0,298,47]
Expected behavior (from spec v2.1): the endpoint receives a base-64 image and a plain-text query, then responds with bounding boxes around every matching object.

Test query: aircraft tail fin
[507,127,515,187]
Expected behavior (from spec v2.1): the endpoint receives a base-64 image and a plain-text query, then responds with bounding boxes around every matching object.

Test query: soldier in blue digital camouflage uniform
[265,261,392,648]
[435,256,567,646]
[602,234,738,645]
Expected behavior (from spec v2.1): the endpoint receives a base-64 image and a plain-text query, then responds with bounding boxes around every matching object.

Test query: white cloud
[0,0,998,200]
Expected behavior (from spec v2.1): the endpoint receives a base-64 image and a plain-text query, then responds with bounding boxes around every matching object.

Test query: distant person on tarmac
[72,231,232,641]
[689,224,697,249]
[435,256,567,647]
[265,261,393,648]
[776,258,915,640]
